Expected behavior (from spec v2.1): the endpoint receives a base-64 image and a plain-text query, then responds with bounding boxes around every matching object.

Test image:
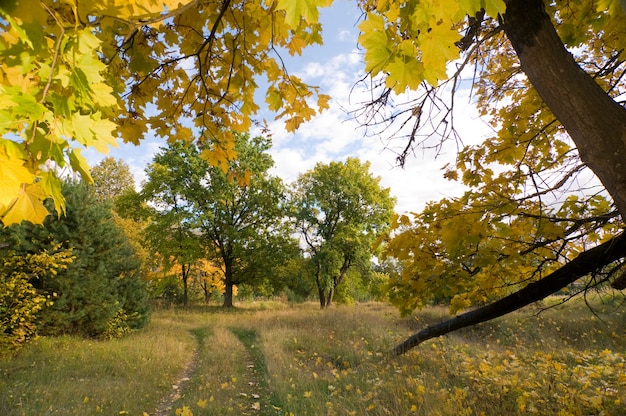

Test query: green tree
[91,157,152,284]
[292,158,395,308]
[138,150,204,308]
[0,182,150,337]
[91,157,135,202]
[141,133,288,307]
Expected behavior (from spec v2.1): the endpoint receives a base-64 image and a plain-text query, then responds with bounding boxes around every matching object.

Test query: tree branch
[393,231,626,355]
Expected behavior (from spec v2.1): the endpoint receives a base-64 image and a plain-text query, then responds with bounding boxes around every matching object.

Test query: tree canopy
[292,158,395,308]
[363,0,626,353]
[141,133,292,307]
[0,0,331,226]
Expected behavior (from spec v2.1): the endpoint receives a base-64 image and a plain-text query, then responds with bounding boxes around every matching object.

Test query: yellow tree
[195,258,225,304]
[354,0,626,353]
[0,0,330,225]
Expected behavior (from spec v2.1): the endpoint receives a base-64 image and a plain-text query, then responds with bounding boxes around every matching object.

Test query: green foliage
[1,182,149,338]
[141,132,293,307]
[292,158,395,307]
[0,247,73,355]
[90,157,135,202]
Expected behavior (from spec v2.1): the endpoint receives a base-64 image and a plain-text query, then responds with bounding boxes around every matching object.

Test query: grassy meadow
[1,297,625,415]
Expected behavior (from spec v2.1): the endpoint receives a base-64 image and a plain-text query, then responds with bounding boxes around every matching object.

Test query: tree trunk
[202,282,212,304]
[394,1,626,354]
[223,258,234,307]
[318,285,326,308]
[393,232,626,355]
[315,263,328,308]
[503,0,626,217]
[182,264,190,308]
[326,287,334,307]
[223,282,234,307]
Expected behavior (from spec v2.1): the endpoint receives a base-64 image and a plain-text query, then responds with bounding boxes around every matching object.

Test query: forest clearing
[1,298,625,416]
[2,3,626,415]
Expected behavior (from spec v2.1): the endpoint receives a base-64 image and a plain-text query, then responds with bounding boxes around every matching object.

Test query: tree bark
[502,0,626,217]
[182,263,190,308]
[393,232,626,355]
[223,258,234,307]
[393,0,626,356]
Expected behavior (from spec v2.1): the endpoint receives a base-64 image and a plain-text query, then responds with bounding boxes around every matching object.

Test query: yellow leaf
[1,183,50,226]
[0,151,35,207]
[482,0,506,17]
[419,22,462,86]
[358,14,393,76]
[276,0,328,27]
[385,56,423,93]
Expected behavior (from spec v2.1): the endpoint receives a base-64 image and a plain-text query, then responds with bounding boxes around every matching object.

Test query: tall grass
[0,311,199,415]
[1,297,625,415]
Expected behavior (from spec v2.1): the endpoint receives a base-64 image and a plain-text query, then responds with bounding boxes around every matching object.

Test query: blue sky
[88,1,488,214]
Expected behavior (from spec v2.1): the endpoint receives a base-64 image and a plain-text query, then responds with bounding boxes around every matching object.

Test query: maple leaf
[69,148,93,183]
[276,0,328,27]
[0,153,35,207]
[1,184,50,226]
[385,56,423,93]
[419,22,462,86]
[482,0,506,17]
[458,0,483,15]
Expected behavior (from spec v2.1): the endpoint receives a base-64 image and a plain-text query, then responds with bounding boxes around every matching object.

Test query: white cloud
[87,2,490,216]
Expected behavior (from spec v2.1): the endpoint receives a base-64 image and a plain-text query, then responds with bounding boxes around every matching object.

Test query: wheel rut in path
[153,327,209,416]
[230,327,283,415]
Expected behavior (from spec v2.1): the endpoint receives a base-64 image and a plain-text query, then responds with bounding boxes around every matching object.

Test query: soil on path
[151,326,280,416]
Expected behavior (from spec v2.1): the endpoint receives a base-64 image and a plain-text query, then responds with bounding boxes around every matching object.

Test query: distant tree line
[0,132,394,354]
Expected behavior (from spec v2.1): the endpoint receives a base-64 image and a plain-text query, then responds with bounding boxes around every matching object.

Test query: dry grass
[1,297,625,415]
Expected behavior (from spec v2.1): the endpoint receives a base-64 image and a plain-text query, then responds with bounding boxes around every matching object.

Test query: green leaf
[0,9,33,48]
[69,148,93,183]
[62,113,117,153]
[419,22,461,86]
[40,171,65,216]
[385,56,423,93]
[359,14,393,76]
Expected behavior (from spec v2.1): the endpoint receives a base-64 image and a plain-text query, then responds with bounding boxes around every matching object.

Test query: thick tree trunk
[223,260,234,307]
[394,2,626,353]
[318,286,327,308]
[503,0,626,217]
[394,232,626,355]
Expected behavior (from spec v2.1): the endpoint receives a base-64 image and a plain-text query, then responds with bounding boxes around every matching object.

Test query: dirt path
[229,327,283,415]
[153,353,197,416]
[152,328,208,416]
[151,326,281,416]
